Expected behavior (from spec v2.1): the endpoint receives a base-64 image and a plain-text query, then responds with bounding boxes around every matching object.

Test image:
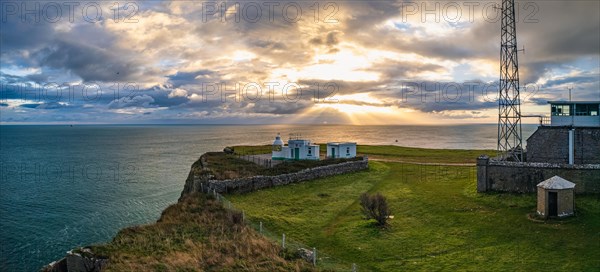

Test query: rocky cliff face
[42,151,361,271]
[179,154,212,200]
[41,248,107,272]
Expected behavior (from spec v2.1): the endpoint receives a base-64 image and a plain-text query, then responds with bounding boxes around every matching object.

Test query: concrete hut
[536,176,576,218]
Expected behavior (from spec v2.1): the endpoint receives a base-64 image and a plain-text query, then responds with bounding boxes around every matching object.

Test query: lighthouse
[271,133,320,160]
[273,133,284,152]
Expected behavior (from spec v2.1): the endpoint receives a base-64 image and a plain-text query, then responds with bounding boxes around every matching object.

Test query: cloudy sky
[1,0,598,124]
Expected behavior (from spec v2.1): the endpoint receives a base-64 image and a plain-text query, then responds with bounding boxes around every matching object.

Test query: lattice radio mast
[497,0,523,161]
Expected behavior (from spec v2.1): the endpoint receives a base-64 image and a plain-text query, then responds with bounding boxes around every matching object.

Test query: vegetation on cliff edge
[91,193,317,271]
[196,152,361,180]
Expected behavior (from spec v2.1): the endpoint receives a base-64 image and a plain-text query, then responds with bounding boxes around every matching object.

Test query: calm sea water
[0,124,537,271]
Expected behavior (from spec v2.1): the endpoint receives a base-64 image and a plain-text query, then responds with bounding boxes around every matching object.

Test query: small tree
[360,192,391,226]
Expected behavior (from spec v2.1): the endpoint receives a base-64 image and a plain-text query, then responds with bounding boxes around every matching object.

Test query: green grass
[356,145,495,164]
[227,161,600,271]
[231,145,273,155]
[233,145,496,164]
[201,152,361,180]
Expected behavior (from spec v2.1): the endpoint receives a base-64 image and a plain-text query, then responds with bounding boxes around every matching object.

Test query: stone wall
[477,156,600,194]
[526,126,600,164]
[203,157,369,194]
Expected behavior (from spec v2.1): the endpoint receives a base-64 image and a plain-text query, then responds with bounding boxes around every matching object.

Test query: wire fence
[200,183,360,271]
[235,153,277,168]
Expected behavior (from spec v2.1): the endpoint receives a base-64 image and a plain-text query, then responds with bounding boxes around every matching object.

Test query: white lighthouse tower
[272,133,285,160]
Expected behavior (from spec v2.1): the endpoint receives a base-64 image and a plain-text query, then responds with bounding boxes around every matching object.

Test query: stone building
[526,101,600,164]
[536,176,575,218]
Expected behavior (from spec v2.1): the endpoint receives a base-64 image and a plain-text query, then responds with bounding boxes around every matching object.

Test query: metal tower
[497,0,523,161]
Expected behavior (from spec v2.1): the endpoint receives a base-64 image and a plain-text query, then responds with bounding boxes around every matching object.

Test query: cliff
[42,152,320,272]
[181,152,368,196]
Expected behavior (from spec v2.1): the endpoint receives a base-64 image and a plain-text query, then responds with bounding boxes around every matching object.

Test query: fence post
[282,233,286,248]
[312,247,317,266]
[259,221,263,234]
[352,263,357,272]
[242,211,245,222]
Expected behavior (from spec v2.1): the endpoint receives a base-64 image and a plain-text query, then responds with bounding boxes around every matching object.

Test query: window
[346,147,350,154]
[574,104,600,116]
[551,104,571,116]
[308,148,312,155]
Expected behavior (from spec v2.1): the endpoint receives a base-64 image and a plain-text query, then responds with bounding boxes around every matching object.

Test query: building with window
[549,101,600,126]
[271,133,320,160]
[526,101,600,164]
[326,142,357,159]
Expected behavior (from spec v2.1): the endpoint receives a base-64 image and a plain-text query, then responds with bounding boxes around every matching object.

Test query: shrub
[228,210,244,225]
[360,192,391,226]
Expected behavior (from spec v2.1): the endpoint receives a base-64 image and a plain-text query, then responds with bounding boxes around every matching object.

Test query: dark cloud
[0,17,55,52]
[37,40,143,82]
[24,73,50,84]
[108,95,155,109]
[245,100,312,114]
[19,103,41,109]
[34,102,67,109]
[167,70,215,88]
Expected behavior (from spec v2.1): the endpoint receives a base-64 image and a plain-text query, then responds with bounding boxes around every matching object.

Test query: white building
[272,133,320,160]
[326,142,357,159]
[549,101,600,127]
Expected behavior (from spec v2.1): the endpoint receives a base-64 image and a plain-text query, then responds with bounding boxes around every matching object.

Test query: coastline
[39,144,599,271]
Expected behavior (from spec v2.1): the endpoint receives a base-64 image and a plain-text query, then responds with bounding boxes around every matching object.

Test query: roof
[537,176,576,190]
[547,101,600,105]
[327,142,356,145]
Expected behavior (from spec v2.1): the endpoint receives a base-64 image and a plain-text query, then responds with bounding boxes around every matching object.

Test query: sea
[0,124,538,271]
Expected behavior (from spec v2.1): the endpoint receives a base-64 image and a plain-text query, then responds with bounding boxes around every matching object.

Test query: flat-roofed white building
[549,101,600,127]
[327,142,357,158]
[272,133,320,160]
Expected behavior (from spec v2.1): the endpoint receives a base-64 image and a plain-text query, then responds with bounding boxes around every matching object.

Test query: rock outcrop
[41,248,107,272]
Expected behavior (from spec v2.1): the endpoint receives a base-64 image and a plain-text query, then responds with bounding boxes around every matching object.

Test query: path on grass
[239,152,476,167]
[368,157,475,166]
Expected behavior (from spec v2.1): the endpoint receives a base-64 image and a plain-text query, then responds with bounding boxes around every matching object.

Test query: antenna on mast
[497,0,524,162]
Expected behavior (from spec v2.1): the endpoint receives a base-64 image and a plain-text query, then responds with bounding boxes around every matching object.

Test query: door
[548,191,558,217]
[331,148,335,158]
[294,148,300,160]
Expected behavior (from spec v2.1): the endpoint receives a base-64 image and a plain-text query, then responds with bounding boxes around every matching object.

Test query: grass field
[227,147,600,271]
[233,144,496,164]
[198,152,361,180]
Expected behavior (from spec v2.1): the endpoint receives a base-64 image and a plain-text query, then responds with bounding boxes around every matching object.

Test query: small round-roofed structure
[536,176,576,219]
[272,133,284,151]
